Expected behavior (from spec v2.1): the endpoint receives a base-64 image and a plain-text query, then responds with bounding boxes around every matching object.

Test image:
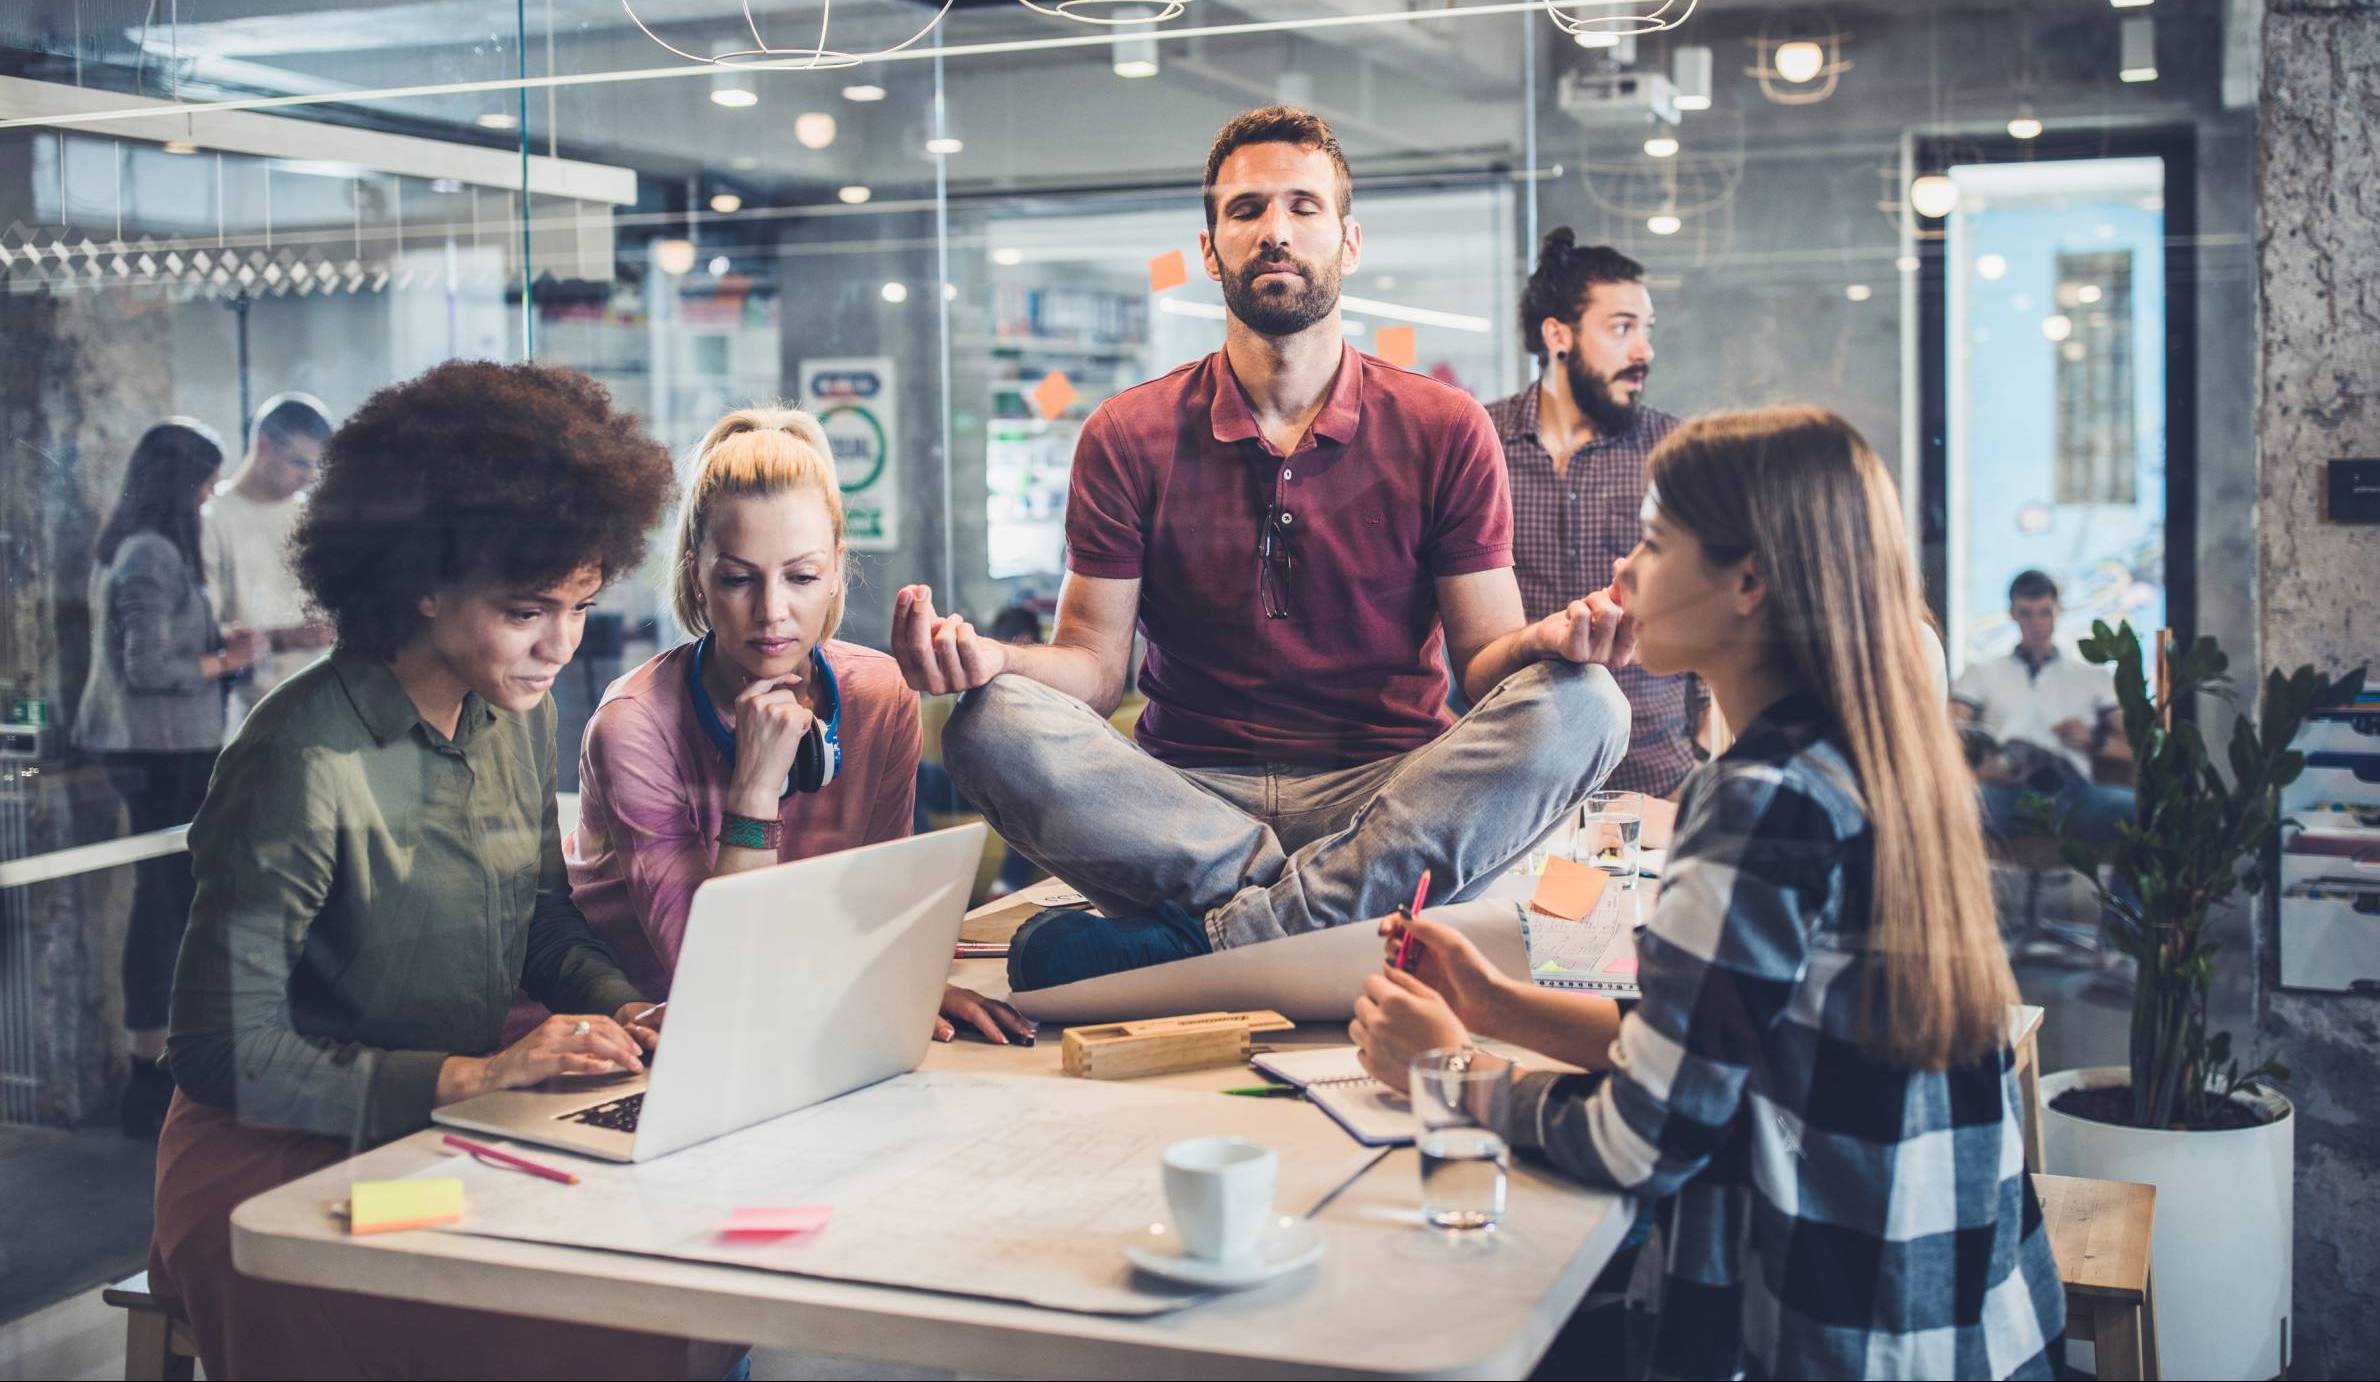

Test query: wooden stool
[101,1271,197,1382]
[2033,1172,2160,1380]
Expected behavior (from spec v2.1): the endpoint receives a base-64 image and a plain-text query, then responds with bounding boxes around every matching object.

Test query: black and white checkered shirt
[1507,690,2065,1380]
[1484,382,1697,796]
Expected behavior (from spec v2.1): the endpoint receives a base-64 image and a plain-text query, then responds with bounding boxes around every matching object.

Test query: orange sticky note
[1636,796,1679,850]
[1375,325,1417,368]
[1031,370,1076,421]
[1148,249,1188,294]
[1530,855,1608,922]
[348,1177,463,1235]
[720,1205,834,1240]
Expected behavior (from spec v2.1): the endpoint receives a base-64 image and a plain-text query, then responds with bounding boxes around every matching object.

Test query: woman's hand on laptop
[456,1013,647,1100]
[935,985,1037,1046]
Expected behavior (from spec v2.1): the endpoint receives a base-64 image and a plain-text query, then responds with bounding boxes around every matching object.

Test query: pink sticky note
[719,1206,833,1240]
[1602,953,1639,977]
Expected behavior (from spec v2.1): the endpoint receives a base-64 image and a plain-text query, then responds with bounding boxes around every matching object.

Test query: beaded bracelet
[718,813,782,851]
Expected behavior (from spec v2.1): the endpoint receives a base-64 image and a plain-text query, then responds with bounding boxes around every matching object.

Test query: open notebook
[1249,1047,1412,1147]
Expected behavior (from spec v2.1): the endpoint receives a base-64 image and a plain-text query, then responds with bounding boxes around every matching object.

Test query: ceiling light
[708,255,731,276]
[2042,314,2074,342]
[1113,29,1160,78]
[1672,45,1713,111]
[992,247,1026,266]
[926,136,964,156]
[429,178,464,194]
[2111,0,2153,7]
[1646,213,1682,236]
[709,192,742,214]
[711,87,758,108]
[161,140,199,155]
[1774,40,1826,85]
[475,111,519,131]
[1845,283,1871,302]
[2119,16,2157,82]
[2078,284,2104,304]
[654,239,696,276]
[1021,0,1192,21]
[1896,255,1921,273]
[1976,253,2008,281]
[1643,136,1679,159]
[795,112,838,149]
[944,283,958,302]
[1908,174,1960,220]
[1575,31,1620,50]
[2008,114,2044,141]
[881,281,909,303]
[837,184,872,204]
[842,84,887,102]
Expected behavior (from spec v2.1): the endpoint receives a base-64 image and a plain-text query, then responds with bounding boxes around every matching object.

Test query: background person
[1485,230,1697,797]
[1354,408,2064,1380]
[151,361,743,1380]
[201,391,337,725]
[74,418,266,1137]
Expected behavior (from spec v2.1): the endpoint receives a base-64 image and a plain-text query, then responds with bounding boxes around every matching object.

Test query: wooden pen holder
[1060,1010,1295,1080]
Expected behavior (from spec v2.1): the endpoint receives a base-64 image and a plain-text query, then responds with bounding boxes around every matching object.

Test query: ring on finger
[572,1019,591,1037]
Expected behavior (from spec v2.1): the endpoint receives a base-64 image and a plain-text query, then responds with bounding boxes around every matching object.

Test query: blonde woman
[1353,408,2063,1379]
[539,408,1032,1045]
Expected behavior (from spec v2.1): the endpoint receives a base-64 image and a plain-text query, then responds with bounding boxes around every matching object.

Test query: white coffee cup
[1161,1137,1277,1262]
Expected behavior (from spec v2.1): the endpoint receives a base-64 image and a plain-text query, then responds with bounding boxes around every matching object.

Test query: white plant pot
[2039,1065,2292,1380]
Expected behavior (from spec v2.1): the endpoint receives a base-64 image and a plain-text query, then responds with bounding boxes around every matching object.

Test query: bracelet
[718,813,782,851]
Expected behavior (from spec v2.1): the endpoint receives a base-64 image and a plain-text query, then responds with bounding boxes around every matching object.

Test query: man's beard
[1566,352,1649,435]
[1222,248,1343,338]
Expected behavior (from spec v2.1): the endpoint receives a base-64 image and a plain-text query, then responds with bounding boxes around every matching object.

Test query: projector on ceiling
[1556,69,1681,129]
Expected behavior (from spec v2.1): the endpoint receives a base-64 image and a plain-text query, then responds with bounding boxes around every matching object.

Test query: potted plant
[2035,621,2364,1380]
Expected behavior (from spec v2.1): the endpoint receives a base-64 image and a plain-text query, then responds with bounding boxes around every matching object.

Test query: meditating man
[891,106,1633,989]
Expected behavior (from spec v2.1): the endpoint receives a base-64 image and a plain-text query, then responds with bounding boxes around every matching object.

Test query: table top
[232,962,1632,1380]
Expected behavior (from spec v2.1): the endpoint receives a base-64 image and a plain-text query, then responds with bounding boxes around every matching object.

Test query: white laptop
[434,823,986,1163]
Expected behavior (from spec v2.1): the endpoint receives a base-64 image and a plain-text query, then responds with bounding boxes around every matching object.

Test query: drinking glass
[1411,1049,1509,1231]
[1576,790,1643,887]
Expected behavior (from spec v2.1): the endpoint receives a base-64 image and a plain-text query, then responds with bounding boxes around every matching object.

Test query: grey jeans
[941,660,1632,949]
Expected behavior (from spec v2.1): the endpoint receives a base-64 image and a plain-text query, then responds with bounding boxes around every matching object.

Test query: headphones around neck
[687,633,843,798]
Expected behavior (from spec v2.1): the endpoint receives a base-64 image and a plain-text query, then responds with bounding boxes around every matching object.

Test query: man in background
[1484,232,1695,797]
[201,393,336,725]
[1952,567,2134,844]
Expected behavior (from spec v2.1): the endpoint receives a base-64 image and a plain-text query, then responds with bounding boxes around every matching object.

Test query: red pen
[443,1134,580,1186]
[1394,868,1432,972]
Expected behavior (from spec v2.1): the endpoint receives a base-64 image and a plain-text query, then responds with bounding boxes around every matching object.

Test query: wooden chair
[2033,1172,2160,1380]
[101,1271,196,1382]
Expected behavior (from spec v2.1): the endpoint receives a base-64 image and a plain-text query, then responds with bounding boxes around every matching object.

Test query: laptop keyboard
[562,1092,643,1133]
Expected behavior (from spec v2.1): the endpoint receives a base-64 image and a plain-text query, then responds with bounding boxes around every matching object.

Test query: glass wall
[0,0,2261,1322]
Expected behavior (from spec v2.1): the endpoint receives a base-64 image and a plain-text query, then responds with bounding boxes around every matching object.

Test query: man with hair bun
[1485,229,1697,797]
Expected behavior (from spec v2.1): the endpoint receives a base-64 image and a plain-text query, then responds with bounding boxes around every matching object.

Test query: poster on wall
[797,356,898,550]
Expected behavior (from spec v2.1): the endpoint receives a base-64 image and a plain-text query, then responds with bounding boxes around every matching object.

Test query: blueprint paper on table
[1006,899,1531,1025]
[422,1070,1379,1317]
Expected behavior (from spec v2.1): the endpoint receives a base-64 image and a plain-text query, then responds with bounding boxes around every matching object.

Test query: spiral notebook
[1249,1047,1412,1147]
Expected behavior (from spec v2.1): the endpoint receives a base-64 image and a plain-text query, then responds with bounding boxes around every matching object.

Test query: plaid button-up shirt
[1507,691,2065,1379]
[1484,383,1697,796]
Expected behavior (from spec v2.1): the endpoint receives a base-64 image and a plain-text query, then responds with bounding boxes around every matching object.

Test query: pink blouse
[507,639,919,1037]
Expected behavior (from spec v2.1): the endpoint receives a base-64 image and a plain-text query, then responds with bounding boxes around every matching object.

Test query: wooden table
[230,955,1634,1380]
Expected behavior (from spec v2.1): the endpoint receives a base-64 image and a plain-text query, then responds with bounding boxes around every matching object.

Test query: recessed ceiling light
[475,111,519,131]
[795,112,837,149]
[161,140,200,155]
[1976,253,2008,281]
[925,136,964,156]
[991,247,1025,266]
[1646,214,1681,236]
[1773,40,1825,84]
[710,87,758,109]
[1896,255,1921,274]
[1845,283,1872,302]
[1114,59,1159,78]
[1643,136,1679,159]
[2078,284,2104,304]
[842,84,887,102]
[1575,31,1620,50]
[1908,175,1960,219]
[2007,115,2044,140]
[838,185,872,205]
[709,192,743,214]
[881,281,909,303]
[708,255,731,276]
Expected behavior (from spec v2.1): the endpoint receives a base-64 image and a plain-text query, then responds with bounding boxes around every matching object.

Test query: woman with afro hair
[149,361,748,1380]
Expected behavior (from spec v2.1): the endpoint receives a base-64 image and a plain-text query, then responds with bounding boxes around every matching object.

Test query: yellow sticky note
[349,1177,464,1235]
[1148,249,1189,294]
[1375,325,1418,368]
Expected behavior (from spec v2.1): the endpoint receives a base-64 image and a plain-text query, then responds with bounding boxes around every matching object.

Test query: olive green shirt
[168,652,644,1144]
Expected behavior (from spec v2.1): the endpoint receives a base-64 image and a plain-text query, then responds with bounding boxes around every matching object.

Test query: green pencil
[1220,1084,1303,1098]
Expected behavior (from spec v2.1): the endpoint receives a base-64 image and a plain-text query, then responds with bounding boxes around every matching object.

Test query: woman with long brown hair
[1352,407,2062,1379]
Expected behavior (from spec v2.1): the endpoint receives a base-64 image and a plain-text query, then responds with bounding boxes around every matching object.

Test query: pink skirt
[150,1091,748,1380]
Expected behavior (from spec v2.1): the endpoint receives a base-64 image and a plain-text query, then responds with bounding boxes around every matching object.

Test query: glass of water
[1576,790,1643,886]
[1411,1049,1510,1231]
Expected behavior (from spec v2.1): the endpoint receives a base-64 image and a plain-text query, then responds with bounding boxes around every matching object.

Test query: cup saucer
[1123,1216,1324,1290]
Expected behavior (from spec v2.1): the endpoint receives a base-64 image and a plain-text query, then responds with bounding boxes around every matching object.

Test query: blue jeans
[1981,775,2139,912]
[944,660,1633,952]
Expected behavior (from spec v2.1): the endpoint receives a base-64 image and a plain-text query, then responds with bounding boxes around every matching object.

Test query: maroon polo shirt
[1065,343,1514,768]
